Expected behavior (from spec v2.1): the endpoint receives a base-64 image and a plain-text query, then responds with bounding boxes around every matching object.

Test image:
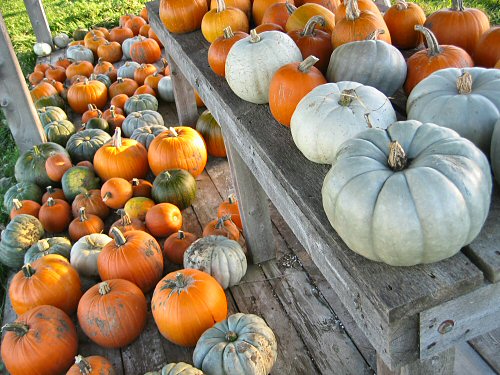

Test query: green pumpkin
[15,143,70,188]
[66,129,111,162]
[37,106,67,126]
[62,166,100,201]
[3,182,43,212]
[35,94,65,109]
[124,94,159,115]
[73,28,88,41]
[122,110,164,137]
[94,73,112,88]
[0,214,45,269]
[44,120,77,146]
[24,237,72,264]
[152,169,196,210]
[130,125,167,149]
[85,117,109,133]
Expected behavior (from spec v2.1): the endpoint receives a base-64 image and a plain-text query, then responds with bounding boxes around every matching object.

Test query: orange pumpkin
[285,2,336,33]
[126,15,148,36]
[82,103,103,123]
[334,0,382,21]
[495,60,500,69]
[208,26,248,77]
[134,63,158,85]
[120,14,133,27]
[77,280,147,348]
[130,37,162,64]
[253,0,292,25]
[101,177,133,209]
[105,107,126,131]
[67,78,108,113]
[159,0,208,34]
[93,26,110,40]
[44,65,66,82]
[473,26,500,68]
[69,207,105,242]
[130,178,153,198]
[85,35,107,56]
[109,26,134,44]
[9,199,41,219]
[97,41,123,63]
[39,197,72,233]
[303,0,340,12]
[55,57,73,69]
[124,197,155,221]
[45,153,72,182]
[34,62,50,74]
[255,22,285,32]
[42,186,66,203]
[201,0,249,43]
[9,255,82,315]
[152,269,228,346]
[139,24,151,37]
[163,230,198,265]
[262,2,291,29]
[148,126,208,177]
[72,189,110,219]
[217,194,242,229]
[110,93,129,110]
[109,209,148,236]
[98,228,163,293]
[135,84,157,96]
[103,104,125,119]
[109,77,139,98]
[28,71,45,85]
[141,7,149,21]
[145,203,183,238]
[148,28,164,48]
[383,0,426,49]
[203,215,240,240]
[67,355,115,375]
[30,80,58,102]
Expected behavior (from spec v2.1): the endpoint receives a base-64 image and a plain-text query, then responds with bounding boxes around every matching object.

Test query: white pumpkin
[158,76,175,102]
[407,67,500,154]
[117,61,141,79]
[33,42,51,57]
[491,119,500,184]
[66,45,94,63]
[322,120,492,266]
[184,235,247,289]
[122,36,143,59]
[53,33,70,48]
[290,82,396,164]
[145,362,204,375]
[326,30,407,97]
[70,233,112,278]
[225,29,302,104]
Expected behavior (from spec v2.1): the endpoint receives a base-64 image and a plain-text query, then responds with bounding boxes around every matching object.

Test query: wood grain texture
[377,348,455,375]
[454,342,497,375]
[0,12,46,152]
[469,327,500,372]
[22,0,53,46]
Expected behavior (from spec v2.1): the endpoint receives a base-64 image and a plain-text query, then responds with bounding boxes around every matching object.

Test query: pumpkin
[82,103,103,123]
[78,279,147,348]
[144,72,164,94]
[193,313,277,374]
[131,125,168,149]
[61,166,101,201]
[71,233,112,279]
[54,32,70,49]
[34,42,52,56]
[148,127,208,176]
[130,178,153,197]
[145,203,183,237]
[55,57,73,69]
[109,209,148,236]
[38,197,72,233]
[109,26,134,44]
[125,94,159,114]
[332,0,391,48]
[130,37,162,64]
[285,2,336,34]
[72,189,110,219]
[323,120,492,266]
[334,0,382,21]
[151,269,228,346]
[97,41,123,63]
[3,182,43,212]
[158,76,175,101]
[473,27,500,68]
[66,60,94,79]
[30,81,58,101]
[1,305,78,375]
[159,0,208,34]
[122,110,165,137]
[45,65,66,82]
[291,82,397,164]
[67,355,116,375]
[404,26,474,95]
[225,30,302,104]
[203,216,240,240]
[15,142,69,187]
[120,14,133,27]
[43,119,76,146]
[184,236,246,288]
[152,169,197,209]
[10,199,41,219]
[85,35,107,57]
[287,15,333,74]
[67,45,94,63]
[124,197,155,221]
[140,24,151,37]
[42,186,66,203]
[0,214,44,269]
[134,84,156,96]
[407,68,500,154]
[45,153,72,182]
[101,177,133,209]
[34,63,50,74]
[196,110,227,157]
[66,129,111,163]
[85,115,110,133]
[29,71,45,85]
[491,119,500,184]
[37,106,67,126]
[146,363,203,375]
[23,237,72,264]
[424,0,489,56]
[93,128,149,181]
[122,37,144,60]
[34,94,65,109]
[201,0,249,43]
[262,2,291,29]
[109,77,139,97]
[126,15,148,36]
[67,78,108,113]
[383,0,426,49]
[208,27,248,77]
[9,254,82,315]
[252,0,290,26]
[269,55,326,127]
[327,30,407,96]
[217,194,242,229]
[98,228,163,292]
[135,64,158,85]
[164,230,198,265]
[148,27,164,48]
[69,207,105,242]
[103,104,125,119]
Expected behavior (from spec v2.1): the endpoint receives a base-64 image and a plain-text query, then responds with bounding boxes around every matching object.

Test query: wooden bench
[147,2,500,373]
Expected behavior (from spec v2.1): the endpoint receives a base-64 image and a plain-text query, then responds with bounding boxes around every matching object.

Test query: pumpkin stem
[79,207,88,222]
[161,58,169,71]
[346,0,361,21]
[102,192,112,202]
[366,29,385,41]
[415,26,441,56]
[1,323,30,336]
[223,26,235,39]
[46,197,56,207]
[388,141,408,171]
[301,16,325,37]
[74,355,93,375]
[451,0,465,11]
[228,194,237,204]
[250,29,261,43]
[177,230,185,239]
[88,103,97,112]
[457,70,473,94]
[396,0,408,10]
[338,89,357,107]
[12,198,23,210]
[168,127,178,137]
[98,281,112,295]
[298,56,319,73]
[132,178,140,186]
[37,239,50,252]
[22,264,36,278]
[225,331,238,342]
[162,272,192,296]
[113,127,123,148]
[285,1,297,15]
[216,0,226,12]
[111,227,127,246]
[46,186,56,195]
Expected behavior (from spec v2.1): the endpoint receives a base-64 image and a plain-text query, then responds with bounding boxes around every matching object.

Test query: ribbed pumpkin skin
[70,233,112,279]
[1,305,78,375]
[72,189,110,219]
[322,121,492,266]
[24,237,72,264]
[98,230,163,293]
[9,200,40,219]
[4,182,43,212]
[66,355,116,375]
[145,203,183,238]
[208,29,248,77]
[131,125,168,149]
[66,129,111,163]
[159,0,208,34]
[122,110,165,137]
[201,0,249,43]
[286,3,336,34]
[44,119,76,146]
[193,313,278,375]
[383,1,426,49]
[61,166,101,201]
[68,79,108,113]
[152,169,197,210]
[217,196,242,229]
[124,94,159,114]
[473,27,500,68]
[491,119,500,184]
[37,106,67,126]
[196,110,226,157]
[78,279,147,348]
[154,362,204,375]
[148,127,208,177]
[9,254,82,315]
[151,269,228,347]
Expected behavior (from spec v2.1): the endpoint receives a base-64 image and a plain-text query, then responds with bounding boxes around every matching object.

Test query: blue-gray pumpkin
[44,119,77,146]
[124,94,159,114]
[122,110,164,137]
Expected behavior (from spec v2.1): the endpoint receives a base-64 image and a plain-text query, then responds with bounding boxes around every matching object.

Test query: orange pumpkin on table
[101,177,133,209]
[145,203,183,238]
[39,197,72,233]
[163,230,198,265]
[201,0,249,43]
[160,0,208,34]
[67,78,108,113]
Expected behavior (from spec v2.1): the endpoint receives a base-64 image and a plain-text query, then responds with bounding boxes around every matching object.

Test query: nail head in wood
[438,320,454,334]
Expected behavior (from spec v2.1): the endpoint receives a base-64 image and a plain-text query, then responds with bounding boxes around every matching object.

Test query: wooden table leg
[225,142,276,264]
[376,347,455,375]
[163,53,198,127]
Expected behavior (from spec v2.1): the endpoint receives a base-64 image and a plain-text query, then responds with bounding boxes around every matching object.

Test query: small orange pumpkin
[67,355,115,375]
[134,63,158,85]
[109,77,139,98]
[145,203,183,238]
[45,153,72,182]
[130,178,153,198]
[101,177,133,209]
[67,78,108,113]
[163,230,198,265]
[109,209,148,236]
[97,41,123,63]
[9,199,41,219]
[208,26,248,77]
[383,0,426,49]
[42,186,66,203]
[125,15,148,36]
[109,26,134,44]
[38,197,72,233]
[217,194,242,229]
[201,0,249,43]
[130,37,162,64]
[69,207,105,242]
[203,215,240,240]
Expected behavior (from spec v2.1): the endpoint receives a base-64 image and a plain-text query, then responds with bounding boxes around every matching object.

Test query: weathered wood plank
[420,282,500,358]
[454,342,497,375]
[0,12,46,152]
[468,327,500,372]
[23,0,53,47]
[376,348,455,375]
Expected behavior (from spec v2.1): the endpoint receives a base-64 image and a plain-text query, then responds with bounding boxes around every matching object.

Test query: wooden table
[148,2,500,373]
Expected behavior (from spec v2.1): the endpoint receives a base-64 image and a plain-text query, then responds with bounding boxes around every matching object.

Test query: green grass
[416,0,499,24]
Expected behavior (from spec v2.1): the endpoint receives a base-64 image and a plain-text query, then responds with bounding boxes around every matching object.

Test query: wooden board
[469,327,500,372]
[22,0,53,47]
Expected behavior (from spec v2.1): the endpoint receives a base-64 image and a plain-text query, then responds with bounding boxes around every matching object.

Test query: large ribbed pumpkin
[148,127,208,177]
[151,269,228,346]
[70,233,112,279]
[160,0,208,34]
[67,78,108,113]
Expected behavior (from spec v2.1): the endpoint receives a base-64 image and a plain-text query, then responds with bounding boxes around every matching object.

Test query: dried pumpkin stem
[228,194,237,204]
[163,272,191,293]
[75,355,93,375]
[415,26,441,56]
[37,239,50,252]
[22,264,35,278]
[451,0,465,11]
[102,192,112,202]
[47,197,56,207]
[457,71,472,94]
[223,26,234,39]
[366,29,385,41]
[225,331,238,342]
[12,198,22,210]
[98,282,112,295]
[346,0,361,21]
[113,127,123,148]
[1,323,30,336]
[177,230,185,239]
[338,89,357,107]
[301,15,325,37]
[111,227,127,246]
[388,141,408,171]
[132,178,140,186]
[79,207,88,222]
[298,56,320,73]
[46,186,55,195]
[168,127,179,137]
[396,0,408,10]
[250,29,261,43]
[216,0,226,12]
[285,1,297,15]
